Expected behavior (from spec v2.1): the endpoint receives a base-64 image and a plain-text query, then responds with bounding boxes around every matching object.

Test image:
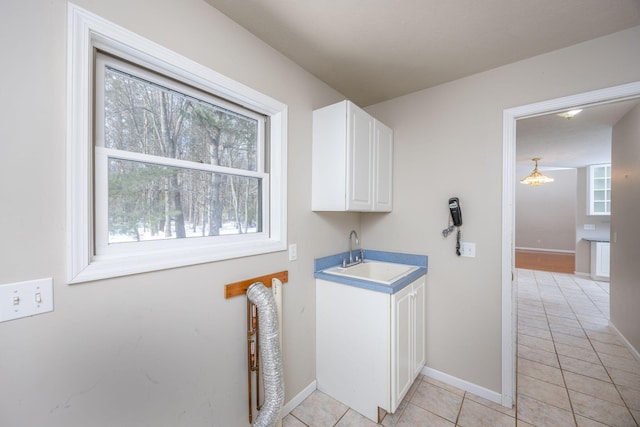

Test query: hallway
[516,269,638,426]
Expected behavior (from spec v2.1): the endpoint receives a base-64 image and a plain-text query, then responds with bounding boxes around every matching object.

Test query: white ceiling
[516,99,640,174]
[204,0,640,169]
[205,0,640,106]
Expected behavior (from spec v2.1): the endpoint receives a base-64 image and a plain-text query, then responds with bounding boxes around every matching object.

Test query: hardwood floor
[515,249,575,274]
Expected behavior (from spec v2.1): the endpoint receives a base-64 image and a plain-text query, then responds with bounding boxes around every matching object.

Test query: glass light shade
[520,158,554,186]
[557,109,582,120]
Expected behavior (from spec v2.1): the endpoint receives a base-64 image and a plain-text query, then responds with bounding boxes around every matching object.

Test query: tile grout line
[453,391,465,426]
[514,270,638,426]
[386,377,412,427]
[515,271,558,423]
[559,272,640,427]
[535,270,579,427]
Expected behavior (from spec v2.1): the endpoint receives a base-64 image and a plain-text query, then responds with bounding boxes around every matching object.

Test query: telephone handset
[449,197,463,227]
[442,197,462,256]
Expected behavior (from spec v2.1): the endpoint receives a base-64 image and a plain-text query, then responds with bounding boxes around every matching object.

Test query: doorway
[514,100,639,276]
[500,81,640,407]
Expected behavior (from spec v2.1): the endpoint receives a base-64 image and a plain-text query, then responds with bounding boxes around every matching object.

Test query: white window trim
[66,3,287,283]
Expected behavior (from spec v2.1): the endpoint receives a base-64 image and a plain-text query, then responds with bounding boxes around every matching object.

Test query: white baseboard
[421,366,505,407]
[609,322,640,363]
[282,370,508,416]
[515,247,575,254]
[282,380,317,417]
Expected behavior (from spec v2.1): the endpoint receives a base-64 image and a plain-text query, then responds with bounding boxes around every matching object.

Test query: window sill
[69,239,286,284]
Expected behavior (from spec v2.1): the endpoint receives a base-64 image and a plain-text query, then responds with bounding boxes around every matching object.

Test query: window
[94,54,267,253]
[587,164,611,215]
[67,5,287,283]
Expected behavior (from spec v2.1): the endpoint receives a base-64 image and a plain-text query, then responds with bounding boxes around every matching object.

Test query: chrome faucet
[347,230,363,266]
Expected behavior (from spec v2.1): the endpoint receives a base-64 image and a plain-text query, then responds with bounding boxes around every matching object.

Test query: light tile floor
[284,269,640,426]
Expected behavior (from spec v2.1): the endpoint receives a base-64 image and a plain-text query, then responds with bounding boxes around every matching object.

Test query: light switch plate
[288,243,298,261]
[0,278,54,322]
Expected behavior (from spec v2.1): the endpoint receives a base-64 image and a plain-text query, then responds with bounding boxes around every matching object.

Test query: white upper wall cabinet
[312,100,393,212]
[587,164,611,215]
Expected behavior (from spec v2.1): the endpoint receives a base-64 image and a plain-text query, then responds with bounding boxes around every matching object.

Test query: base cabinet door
[392,284,413,410]
[590,241,610,279]
[391,276,426,412]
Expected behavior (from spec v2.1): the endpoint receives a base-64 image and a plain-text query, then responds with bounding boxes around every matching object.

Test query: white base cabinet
[391,278,426,410]
[312,100,393,212]
[316,276,425,422]
[590,241,610,280]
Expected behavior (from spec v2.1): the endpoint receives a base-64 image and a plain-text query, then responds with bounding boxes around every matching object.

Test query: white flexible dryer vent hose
[247,282,284,427]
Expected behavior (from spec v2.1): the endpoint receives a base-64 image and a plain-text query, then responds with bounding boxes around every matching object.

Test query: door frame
[501,81,640,407]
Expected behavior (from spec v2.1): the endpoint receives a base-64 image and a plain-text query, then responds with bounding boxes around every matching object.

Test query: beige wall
[2,0,640,424]
[611,103,640,354]
[515,168,577,252]
[364,26,640,392]
[515,165,613,276]
[0,0,354,425]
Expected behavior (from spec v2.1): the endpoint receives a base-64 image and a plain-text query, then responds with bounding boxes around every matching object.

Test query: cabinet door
[373,121,393,212]
[596,242,610,278]
[391,284,413,411]
[346,103,373,211]
[413,278,426,377]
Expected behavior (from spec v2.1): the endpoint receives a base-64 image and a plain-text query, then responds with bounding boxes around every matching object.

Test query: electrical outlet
[0,278,54,322]
[460,242,476,258]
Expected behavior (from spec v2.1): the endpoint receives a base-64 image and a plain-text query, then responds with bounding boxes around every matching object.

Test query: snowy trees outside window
[95,54,266,245]
[67,5,287,282]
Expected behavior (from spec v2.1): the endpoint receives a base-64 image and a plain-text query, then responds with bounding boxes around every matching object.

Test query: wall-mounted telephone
[442,197,463,256]
[449,197,463,227]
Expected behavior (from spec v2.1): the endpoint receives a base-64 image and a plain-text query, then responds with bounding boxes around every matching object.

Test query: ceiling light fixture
[557,109,583,120]
[520,157,554,186]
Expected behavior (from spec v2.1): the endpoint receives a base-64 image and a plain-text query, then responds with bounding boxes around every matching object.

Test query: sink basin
[323,260,419,285]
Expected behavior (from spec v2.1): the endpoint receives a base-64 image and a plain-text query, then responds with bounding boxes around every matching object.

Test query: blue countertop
[314,250,428,294]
